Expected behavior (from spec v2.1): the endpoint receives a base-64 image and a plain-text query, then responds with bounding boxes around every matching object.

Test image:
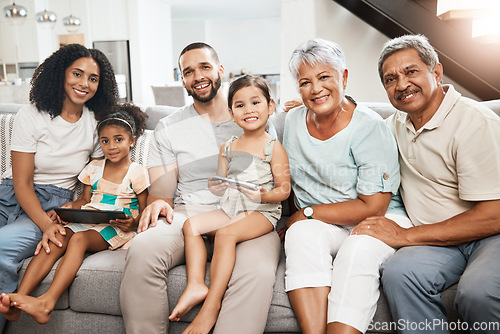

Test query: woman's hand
[111,215,137,233]
[277,208,306,241]
[36,222,67,255]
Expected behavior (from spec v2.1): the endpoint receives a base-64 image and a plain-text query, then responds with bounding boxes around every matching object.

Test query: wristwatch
[304,206,313,219]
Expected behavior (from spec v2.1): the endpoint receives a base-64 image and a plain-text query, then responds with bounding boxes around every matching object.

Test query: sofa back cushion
[0,112,153,200]
[0,113,15,177]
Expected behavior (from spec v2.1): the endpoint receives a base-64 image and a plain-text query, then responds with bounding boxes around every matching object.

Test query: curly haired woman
[0,44,118,331]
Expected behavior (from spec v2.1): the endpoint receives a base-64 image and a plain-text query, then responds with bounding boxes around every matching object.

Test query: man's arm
[137,163,177,233]
[353,199,500,248]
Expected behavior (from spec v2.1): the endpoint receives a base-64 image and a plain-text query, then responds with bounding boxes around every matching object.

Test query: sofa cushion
[481,100,500,117]
[6,308,125,334]
[145,105,180,130]
[164,251,301,332]
[130,129,153,166]
[69,250,126,315]
[360,102,398,119]
[18,257,70,311]
[0,113,15,177]
[17,251,126,317]
[0,103,23,114]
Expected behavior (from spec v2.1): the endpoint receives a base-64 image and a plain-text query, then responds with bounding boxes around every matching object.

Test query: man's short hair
[378,34,439,82]
[178,42,220,70]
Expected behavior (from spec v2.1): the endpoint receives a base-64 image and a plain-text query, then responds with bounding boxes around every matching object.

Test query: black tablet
[54,208,127,224]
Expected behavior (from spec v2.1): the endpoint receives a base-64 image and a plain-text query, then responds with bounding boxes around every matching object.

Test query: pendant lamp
[63,14,81,33]
[2,2,27,25]
[35,9,57,29]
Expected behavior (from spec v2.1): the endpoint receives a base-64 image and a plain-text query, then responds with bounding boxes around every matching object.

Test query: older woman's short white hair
[288,38,346,82]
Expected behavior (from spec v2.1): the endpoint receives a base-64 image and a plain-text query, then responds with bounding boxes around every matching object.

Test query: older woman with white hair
[279,38,413,334]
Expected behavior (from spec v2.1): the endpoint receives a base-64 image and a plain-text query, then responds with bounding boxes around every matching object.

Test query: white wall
[127,0,173,106]
[315,0,390,102]
[0,0,38,63]
[0,0,173,106]
[87,0,130,42]
[280,0,479,103]
[280,0,317,102]
[206,18,281,76]
[172,17,281,79]
[172,20,206,72]
[0,0,479,105]
[280,0,390,103]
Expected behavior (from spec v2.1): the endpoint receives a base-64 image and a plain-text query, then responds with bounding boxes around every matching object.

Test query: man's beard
[186,74,222,103]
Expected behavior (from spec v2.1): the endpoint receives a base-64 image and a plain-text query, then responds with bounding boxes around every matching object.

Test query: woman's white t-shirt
[3,105,102,191]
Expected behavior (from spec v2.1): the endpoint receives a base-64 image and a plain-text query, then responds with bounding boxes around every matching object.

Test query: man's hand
[352,216,410,248]
[137,199,174,233]
[208,177,229,196]
[282,99,303,112]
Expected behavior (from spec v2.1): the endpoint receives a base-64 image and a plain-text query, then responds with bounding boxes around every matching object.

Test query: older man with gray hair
[354,34,500,333]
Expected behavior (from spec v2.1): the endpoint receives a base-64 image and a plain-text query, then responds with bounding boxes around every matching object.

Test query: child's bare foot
[9,294,54,324]
[169,283,209,321]
[0,293,21,322]
[181,304,220,334]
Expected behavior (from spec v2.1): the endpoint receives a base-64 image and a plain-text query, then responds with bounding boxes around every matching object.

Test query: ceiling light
[35,9,57,29]
[2,2,27,25]
[63,14,81,33]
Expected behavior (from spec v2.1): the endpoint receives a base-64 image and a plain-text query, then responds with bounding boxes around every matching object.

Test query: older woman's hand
[278,208,306,241]
[352,216,410,248]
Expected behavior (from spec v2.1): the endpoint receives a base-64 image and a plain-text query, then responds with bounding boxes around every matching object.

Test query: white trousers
[284,213,412,333]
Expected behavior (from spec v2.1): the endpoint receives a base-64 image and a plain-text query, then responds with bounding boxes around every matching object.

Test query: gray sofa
[2,100,500,334]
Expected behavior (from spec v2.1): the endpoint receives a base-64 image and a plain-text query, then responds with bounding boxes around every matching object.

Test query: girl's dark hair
[227,75,272,109]
[29,44,119,120]
[97,103,148,138]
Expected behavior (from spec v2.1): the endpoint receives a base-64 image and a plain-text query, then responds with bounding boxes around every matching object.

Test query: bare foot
[0,293,21,322]
[169,283,209,321]
[9,293,54,324]
[182,305,220,334]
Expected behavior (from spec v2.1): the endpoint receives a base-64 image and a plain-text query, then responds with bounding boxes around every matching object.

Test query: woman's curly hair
[97,103,148,138]
[29,44,119,120]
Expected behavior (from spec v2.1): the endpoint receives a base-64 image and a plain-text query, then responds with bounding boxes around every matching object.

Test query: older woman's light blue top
[283,102,406,217]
